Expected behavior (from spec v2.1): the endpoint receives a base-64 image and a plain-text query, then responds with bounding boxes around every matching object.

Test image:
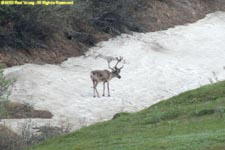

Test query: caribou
[90,56,124,97]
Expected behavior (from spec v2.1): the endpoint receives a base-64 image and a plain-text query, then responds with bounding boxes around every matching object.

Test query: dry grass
[0,122,72,150]
[0,125,26,150]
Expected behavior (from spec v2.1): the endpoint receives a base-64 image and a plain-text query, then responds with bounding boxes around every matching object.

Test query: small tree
[0,66,14,116]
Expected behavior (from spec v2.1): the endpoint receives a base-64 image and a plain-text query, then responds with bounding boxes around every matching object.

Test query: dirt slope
[0,0,225,66]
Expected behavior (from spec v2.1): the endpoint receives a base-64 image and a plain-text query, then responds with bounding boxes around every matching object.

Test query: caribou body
[90,57,124,97]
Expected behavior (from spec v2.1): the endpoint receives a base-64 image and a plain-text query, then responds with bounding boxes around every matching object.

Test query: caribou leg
[107,81,110,97]
[95,82,100,97]
[92,80,96,97]
[103,82,106,96]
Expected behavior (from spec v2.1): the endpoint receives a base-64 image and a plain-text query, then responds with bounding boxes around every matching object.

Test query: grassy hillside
[32,81,225,150]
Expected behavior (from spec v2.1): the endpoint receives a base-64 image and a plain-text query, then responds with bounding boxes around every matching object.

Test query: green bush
[0,66,14,116]
[161,107,180,120]
[193,109,215,117]
[149,107,162,125]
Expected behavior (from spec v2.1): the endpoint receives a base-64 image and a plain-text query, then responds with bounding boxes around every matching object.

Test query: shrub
[112,112,130,120]
[161,108,180,120]
[149,107,162,125]
[194,109,215,117]
[0,66,14,116]
[0,125,26,150]
[0,6,62,49]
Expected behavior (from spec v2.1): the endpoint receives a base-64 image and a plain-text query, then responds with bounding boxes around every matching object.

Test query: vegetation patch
[193,109,215,116]
[113,112,130,120]
[0,102,53,119]
[193,107,225,117]
[0,125,26,150]
[0,124,71,150]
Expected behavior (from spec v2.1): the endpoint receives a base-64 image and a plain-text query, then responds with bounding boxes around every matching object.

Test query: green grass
[32,81,225,150]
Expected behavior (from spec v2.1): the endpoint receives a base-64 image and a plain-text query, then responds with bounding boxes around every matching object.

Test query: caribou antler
[107,57,115,71]
[115,56,124,69]
[107,56,124,71]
